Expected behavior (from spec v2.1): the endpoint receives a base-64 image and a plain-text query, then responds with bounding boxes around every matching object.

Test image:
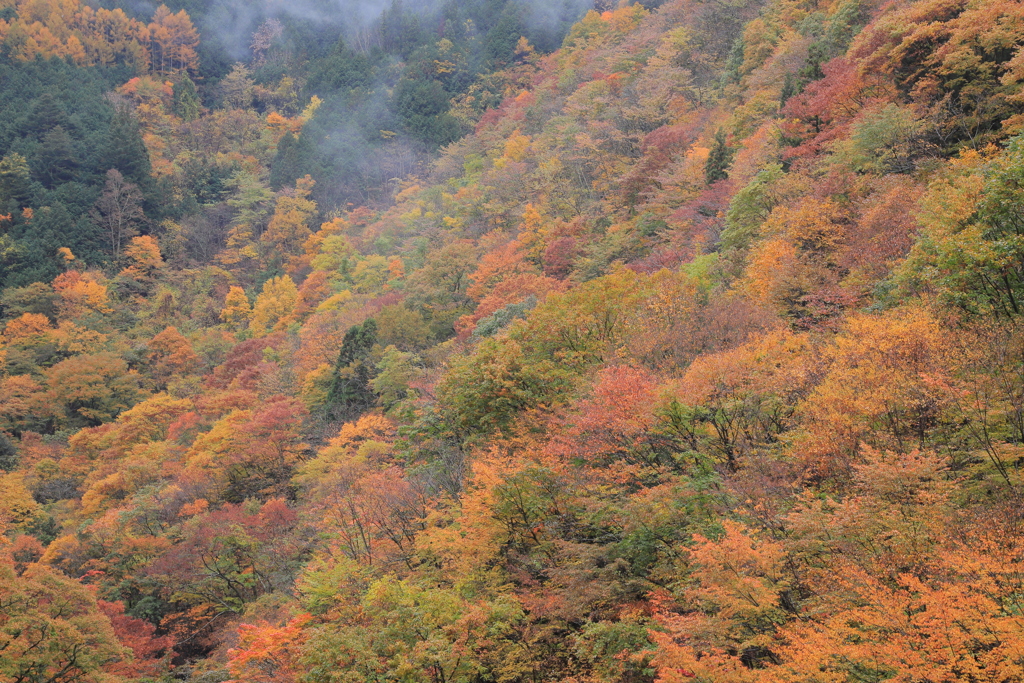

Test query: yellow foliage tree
[147,4,199,74]
[221,285,252,329]
[263,175,317,270]
[249,275,298,337]
[119,235,164,280]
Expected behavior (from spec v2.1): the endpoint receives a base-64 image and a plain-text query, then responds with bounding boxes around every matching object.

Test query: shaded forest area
[5,0,1024,682]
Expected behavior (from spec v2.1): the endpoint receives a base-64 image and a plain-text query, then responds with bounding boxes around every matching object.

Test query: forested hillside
[4,0,1024,681]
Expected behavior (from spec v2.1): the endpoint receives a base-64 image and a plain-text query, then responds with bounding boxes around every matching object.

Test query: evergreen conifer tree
[105,107,152,187]
[173,75,202,122]
[705,130,732,184]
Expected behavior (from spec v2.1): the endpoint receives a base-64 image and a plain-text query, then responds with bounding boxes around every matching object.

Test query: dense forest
[3,0,1024,681]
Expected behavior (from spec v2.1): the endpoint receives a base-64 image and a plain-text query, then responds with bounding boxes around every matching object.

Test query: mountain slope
[4,0,1024,681]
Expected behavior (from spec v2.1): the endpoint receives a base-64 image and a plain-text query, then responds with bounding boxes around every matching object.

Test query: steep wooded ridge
[3,0,1024,680]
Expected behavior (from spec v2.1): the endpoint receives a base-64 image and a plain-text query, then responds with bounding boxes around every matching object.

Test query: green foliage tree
[105,106,152,188]
[269,131,315,191]
[0,558,128,683]
[327,318,379,417]
[371,345,421,413]
[0,433,18,472]
[172,74,201,121]
[900,139,1024,317]
[36,126,78,188]
[720,163,787,252]
[393,78,463,148]
[704,129,733,184]
[0,153,31,210]
[439,335,575,436]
